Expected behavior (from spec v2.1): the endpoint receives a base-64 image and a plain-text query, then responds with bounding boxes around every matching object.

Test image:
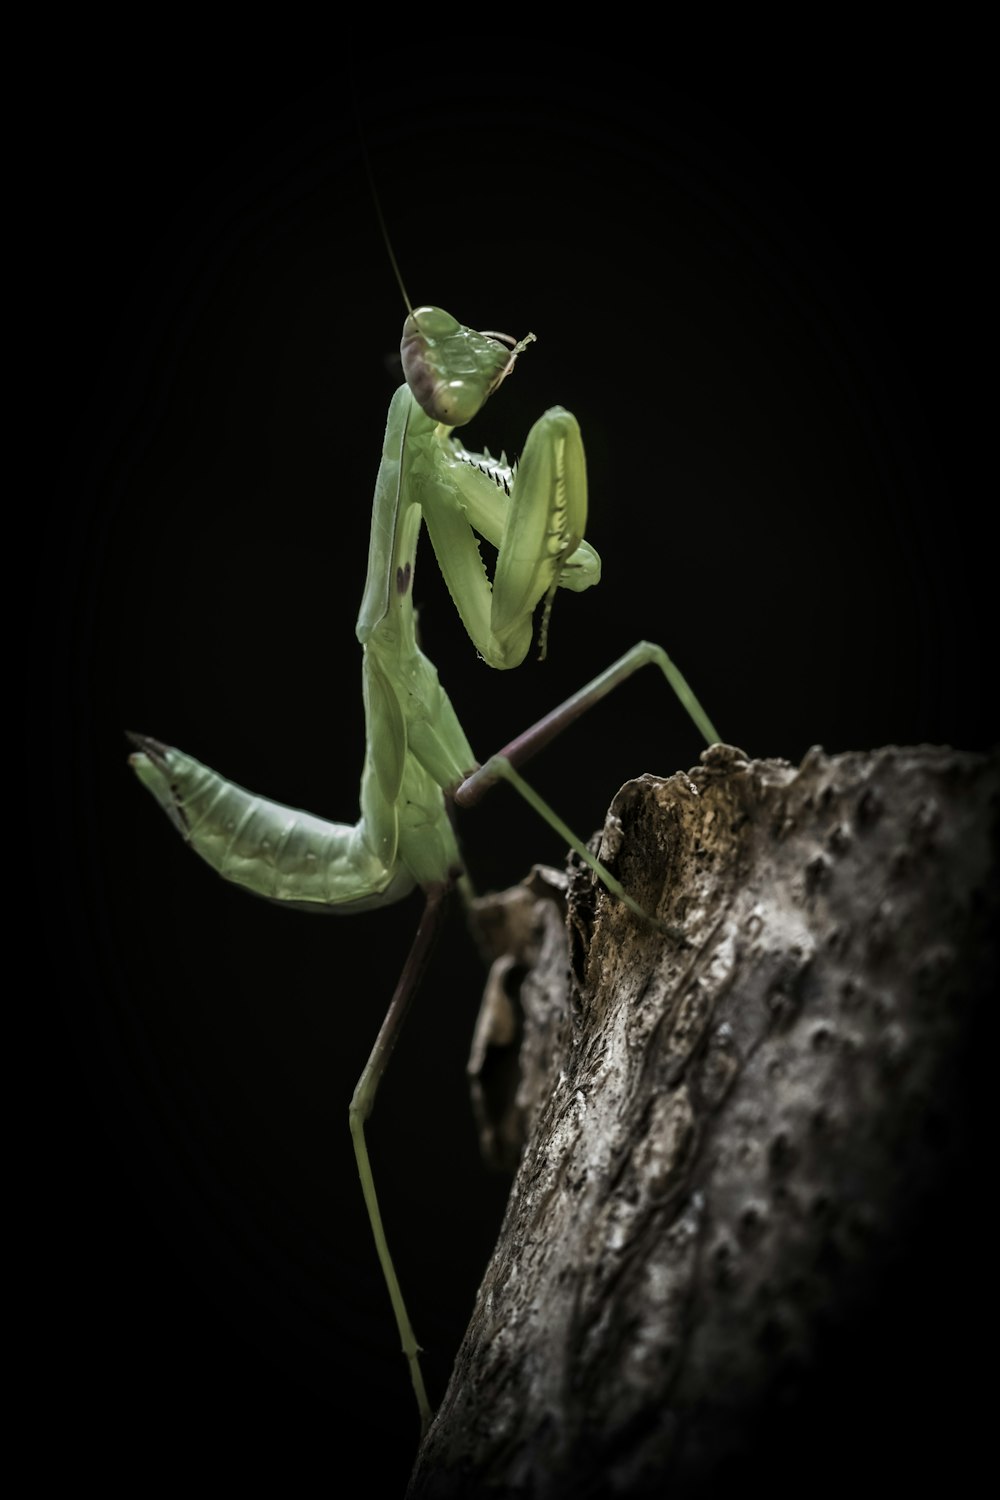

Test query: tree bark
[408,744,999,1499]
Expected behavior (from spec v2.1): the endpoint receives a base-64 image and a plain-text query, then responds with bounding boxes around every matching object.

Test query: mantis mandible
[128,293,720,1431]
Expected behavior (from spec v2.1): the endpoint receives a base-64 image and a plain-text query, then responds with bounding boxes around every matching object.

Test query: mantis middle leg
[455,640,721,926]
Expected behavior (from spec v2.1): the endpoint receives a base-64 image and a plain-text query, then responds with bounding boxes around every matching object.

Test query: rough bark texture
[408,744,998,1499]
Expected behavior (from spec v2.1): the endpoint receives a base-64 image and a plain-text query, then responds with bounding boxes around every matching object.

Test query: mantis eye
[406,306,459,342]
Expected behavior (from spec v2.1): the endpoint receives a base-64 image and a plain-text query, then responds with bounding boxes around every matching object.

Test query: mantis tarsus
[129,296,720,1431]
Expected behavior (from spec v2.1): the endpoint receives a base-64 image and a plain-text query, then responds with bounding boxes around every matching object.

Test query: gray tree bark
[408,744,998,1499]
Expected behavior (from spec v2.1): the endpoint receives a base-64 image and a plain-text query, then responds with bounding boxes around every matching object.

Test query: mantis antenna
[354,102,413,315]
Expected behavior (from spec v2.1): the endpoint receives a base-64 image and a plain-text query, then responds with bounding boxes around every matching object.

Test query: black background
[35,58,992,1492]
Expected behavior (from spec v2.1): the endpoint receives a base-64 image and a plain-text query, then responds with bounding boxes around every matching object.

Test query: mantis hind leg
[348,881,454,1434]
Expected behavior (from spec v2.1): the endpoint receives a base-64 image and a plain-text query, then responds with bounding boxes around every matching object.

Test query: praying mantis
[128,286,720,1432]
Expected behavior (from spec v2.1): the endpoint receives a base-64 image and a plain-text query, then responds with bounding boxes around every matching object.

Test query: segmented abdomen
[129,737,412,912]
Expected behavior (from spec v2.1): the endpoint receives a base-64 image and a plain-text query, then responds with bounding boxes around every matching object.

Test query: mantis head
[401,306,536,428]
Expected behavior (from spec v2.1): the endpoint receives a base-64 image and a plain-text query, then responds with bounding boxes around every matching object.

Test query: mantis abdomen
[128,733,416,912]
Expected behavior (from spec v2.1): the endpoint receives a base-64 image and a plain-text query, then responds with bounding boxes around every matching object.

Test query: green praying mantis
[128,285,721,1432]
